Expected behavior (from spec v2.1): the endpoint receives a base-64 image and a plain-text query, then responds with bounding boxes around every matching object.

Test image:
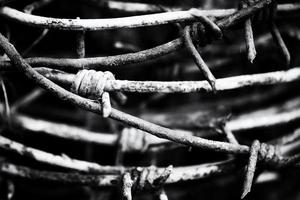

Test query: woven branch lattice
[0,0,300,199]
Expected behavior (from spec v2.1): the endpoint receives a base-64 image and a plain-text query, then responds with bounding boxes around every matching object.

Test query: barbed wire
[0,0,300,199]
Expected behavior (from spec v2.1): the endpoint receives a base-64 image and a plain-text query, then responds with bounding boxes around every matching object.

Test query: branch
[0,2,296,30]
[0,134,125,174]
[39,67,300,93]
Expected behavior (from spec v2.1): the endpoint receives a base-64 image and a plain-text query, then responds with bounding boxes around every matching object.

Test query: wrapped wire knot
[119,128,150,153]
[122,166,172,200]
[248,0,277,23]
[183,8,223,92]
[71,69,113,98]
[257,142,281,167]
[188,8,223,47]
[239,0,290,65]
[242,140,282,199]
[132,165,173,191]
[71,69,126,117]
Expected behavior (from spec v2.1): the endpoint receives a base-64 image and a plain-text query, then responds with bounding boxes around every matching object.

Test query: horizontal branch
[13,104,300,151]
[103,1,300,14]
[0,2,296,31]
[0,134,240,183]
[142,97,300,130]
[107,68,300,93]
[0,162,120,186]
[0,160,283,187]
[15,114,118,145]
[0,39,183,70]
[13,114,169,149]
[0,135,125,174]
[0,159,237,186]
[228,107,300,131]
[40,67,300,93]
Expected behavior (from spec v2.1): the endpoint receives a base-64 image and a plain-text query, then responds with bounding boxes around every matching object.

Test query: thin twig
[0,76,11,126]
[0,1,294,31]
[22,29,49,57]
[0,162,120,187]
[11,88,44,112]
[0,134,125,174]
[182,25,216,91]
[241,140,259,199]
[241,0,257,63]
[91,1,300,15]
[23,0,54,14]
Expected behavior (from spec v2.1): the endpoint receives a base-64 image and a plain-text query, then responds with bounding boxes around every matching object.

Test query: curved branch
[0,160,237,185]
[0,39,183,70]
[0,162,120,186]
[102,1,300,15]
[15,114,118,146]
[0,134,125,174]
[0,133,235,180]
[0,1,283,31]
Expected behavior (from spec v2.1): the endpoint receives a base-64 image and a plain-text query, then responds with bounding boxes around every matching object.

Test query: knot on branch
[71,69,114,99]
[239,0,277,23]
[119,128,149,153]
[182,9,222,92]
[239,0,289,65]
[257,142,282,168]
[242,140,282,198]
[71,69,126,117]
[122,166,172,200]
[188,8,222,47]
[241,0,277,23]
[131,165,173,191]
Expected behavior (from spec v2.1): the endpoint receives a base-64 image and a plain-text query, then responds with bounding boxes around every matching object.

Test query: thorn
[241,140,260,199]
[222,124,239,145]
[245,21,256,63]
[155,189,168,200]
[0,77,11,127]
[101,92,111,118]
[155,165,173,185]
[210,78,217,94]
[189,8,223,40]
[113,92,127,105]
[241,0,257,63]
[182,26,217,93]
[269,22,290,67]
[76,17,86,59]
[122,173,133,200]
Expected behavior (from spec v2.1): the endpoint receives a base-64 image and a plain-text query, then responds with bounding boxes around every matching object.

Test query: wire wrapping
[131,165,173,191]
[182,9,223,91]
[121,166,172,199]
[240,0,290,65]
[71,69,122,117]
[242,140,288,198]
[119,128,150,153]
